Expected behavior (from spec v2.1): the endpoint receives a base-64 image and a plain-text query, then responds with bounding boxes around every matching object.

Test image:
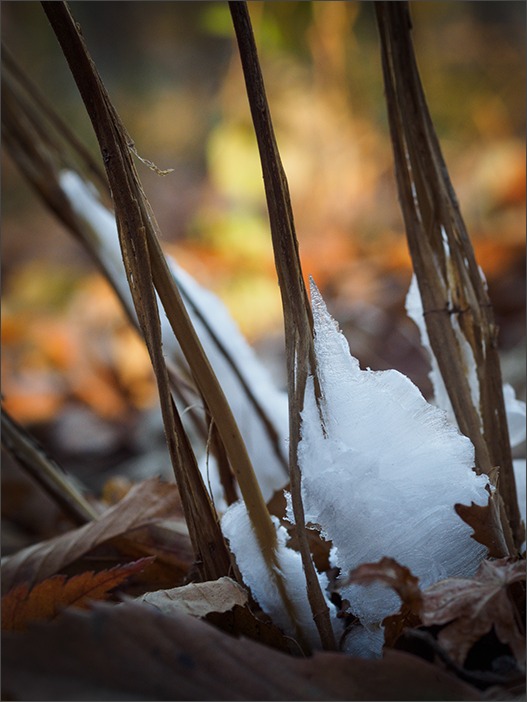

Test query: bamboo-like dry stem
[42,1,307,646]
[229,2,337,651]
[375,1,522,553]
[140,198,312,651]
[42,0,233,583]
[2,55,221,452]
[2,44,108,190]
[2,46,288,481]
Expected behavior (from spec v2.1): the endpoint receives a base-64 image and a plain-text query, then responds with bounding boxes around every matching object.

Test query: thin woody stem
[229,1,337,651]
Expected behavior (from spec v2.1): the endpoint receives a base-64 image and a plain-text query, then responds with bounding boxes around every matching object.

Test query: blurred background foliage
[2,1,525,427]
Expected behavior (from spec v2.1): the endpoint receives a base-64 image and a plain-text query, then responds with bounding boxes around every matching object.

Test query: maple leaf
[2,558,153,631]
[454,492,511,558]
[421,558,526,667]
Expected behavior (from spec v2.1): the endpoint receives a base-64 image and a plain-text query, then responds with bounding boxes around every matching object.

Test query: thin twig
[2,43,108,191]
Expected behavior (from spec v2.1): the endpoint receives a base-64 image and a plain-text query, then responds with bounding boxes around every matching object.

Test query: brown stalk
[375,2,522,553]
[229,2,337,651]
[1,55,133,318]
[2,54,225,451]
[2,50,290,604]
[2,46,287,483]
[42,0,232,582]
[2,44,108,191]
[137,192,312,651]
[41,2,308,646]
[173,277,288,475]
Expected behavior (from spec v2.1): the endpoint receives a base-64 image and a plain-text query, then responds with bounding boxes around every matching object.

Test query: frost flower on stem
[295,279,490,656]
[406,274,526,529]
[405,274,526,444]
[223,279,491,658]
[221,501,329,651]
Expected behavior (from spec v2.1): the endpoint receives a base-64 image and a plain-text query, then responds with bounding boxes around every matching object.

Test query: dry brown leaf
[345,557,423,613]
[421,558,526,666]
[1,478,182,593]
[455,494,510,558]
[103,519,195,593]
[139,576,248,618]
[344,557,424,649]
[1,600,483,701]
[45,518,194,597]
[2,558,153,631]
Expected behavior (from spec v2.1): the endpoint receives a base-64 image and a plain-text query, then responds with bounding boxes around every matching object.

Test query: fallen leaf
[138,577,293,653]
[99,519,195,593]
[343,557,424,650]
[2,558,153,631]
[1,600,483,701]
[345,557,423,613]
[454,493,510,558]
[139,576,248,617]
[421,558,526,666]
[1,478,183,593]
[46,518,195,597]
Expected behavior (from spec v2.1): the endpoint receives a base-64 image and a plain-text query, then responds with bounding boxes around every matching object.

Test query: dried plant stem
[2,46,287,482]
[229,2,337,651]
[2,54,220,453]
[1,408,99,525]
[42,1,307,645]
[375,2,522,553]
[1,57,133,319]
[42,0,232,583]
[175,280,288,475]
[2,44,108,190]
[139,198,312,651]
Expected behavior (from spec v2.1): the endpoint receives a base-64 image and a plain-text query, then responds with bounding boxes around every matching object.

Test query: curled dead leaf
[382,605,422,650]
[344,556,423,613]
[343,557,424,650]
[421,558,526,667]
[139,576,248,618]
[454,493,510,558]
